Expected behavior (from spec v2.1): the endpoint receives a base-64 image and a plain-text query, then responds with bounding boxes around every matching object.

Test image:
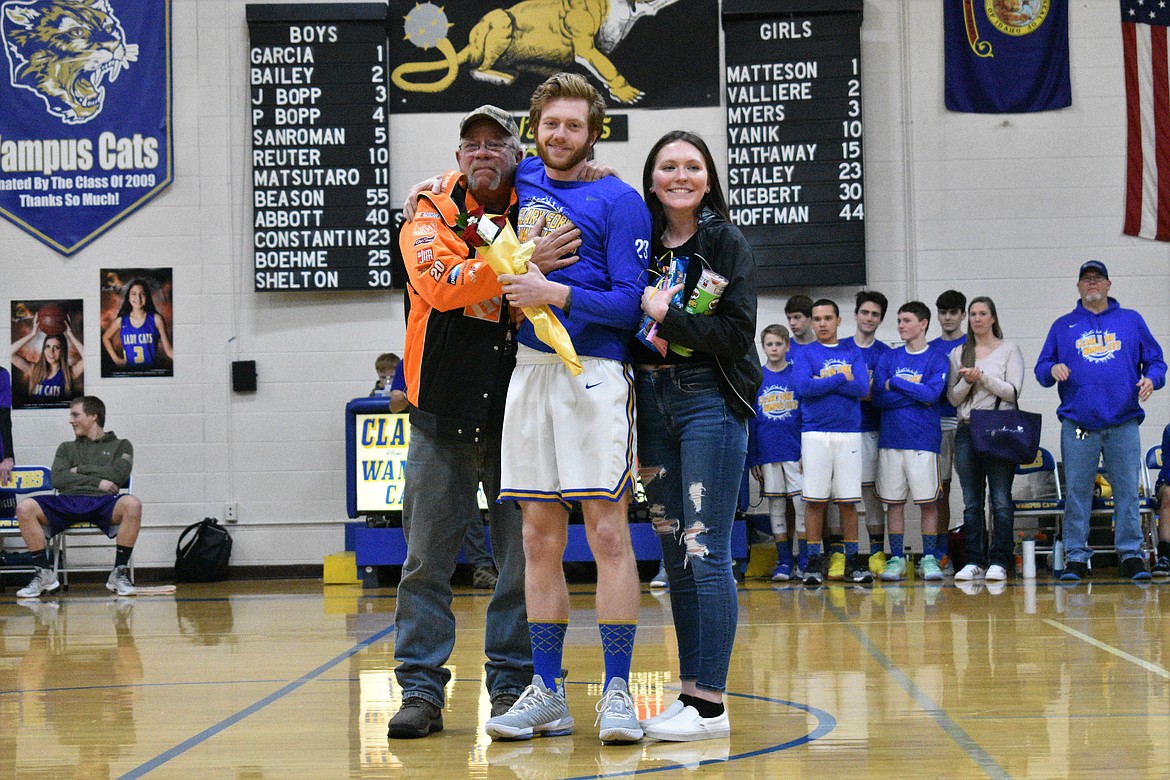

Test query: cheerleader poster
[100,268,174,378]
[9,299,85,409]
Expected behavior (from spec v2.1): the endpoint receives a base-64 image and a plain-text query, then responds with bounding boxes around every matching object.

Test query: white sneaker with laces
[644,705,730,742]
[954,564,984,581]
[17,567,59,598]
[106,565,137,596]
[984,564,1008,581]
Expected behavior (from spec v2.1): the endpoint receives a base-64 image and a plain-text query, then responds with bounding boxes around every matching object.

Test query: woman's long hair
[641,130,730,241]
[28,333,76,396]
[116,279,159,319]
[960,295,1004,368]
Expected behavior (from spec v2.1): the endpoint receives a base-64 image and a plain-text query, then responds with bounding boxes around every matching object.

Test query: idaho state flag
[945,0,1071,113]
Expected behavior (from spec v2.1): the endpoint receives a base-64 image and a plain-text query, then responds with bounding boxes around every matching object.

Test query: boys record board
[247,4,393,292]
[722,0,866,288]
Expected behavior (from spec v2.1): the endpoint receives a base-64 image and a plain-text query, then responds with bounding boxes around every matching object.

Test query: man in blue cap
[1035,261,1166,580]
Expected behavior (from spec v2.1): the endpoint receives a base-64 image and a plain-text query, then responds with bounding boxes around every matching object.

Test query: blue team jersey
[872,345,949,453]
[0,367,10,409]
[514,156,650,362]
[853,336,891,432]
[1159,424,1169,486]
[33,369,65,399]
[792,340,869,433]
[749,363,801,466]
[120,315,158,368]
[929,334,966,417]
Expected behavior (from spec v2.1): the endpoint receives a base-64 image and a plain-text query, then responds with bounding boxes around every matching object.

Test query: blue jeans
[954,424,1017,569]
[1060,417,1143,564]
[636,365,747,694]
[394,425,531,706]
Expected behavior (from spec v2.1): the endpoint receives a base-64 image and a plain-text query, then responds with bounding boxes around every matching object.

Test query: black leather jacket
[654,209,762,418]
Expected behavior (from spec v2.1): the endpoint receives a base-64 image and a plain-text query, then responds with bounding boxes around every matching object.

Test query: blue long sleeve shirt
[793,340,869,433]
[514,156,650,362]
[1034,298,1166,431]
[872,345,949,453]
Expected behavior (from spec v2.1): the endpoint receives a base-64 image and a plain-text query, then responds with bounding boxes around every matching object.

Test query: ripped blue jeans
[636,364,747,693]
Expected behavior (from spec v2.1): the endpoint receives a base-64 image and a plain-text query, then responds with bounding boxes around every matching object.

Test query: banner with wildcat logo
[0,0,172,255]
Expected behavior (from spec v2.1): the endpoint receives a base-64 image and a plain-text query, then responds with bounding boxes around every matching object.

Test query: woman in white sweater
[947,296,1026,582]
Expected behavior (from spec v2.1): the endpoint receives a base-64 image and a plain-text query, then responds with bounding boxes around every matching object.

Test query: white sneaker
[649,564,669,589]
[954,564,984,581]
[643,705,730,742]
[17,567,59,598]
[985,565,1008,581]
[639,699,686,729]
[106,565,137,596]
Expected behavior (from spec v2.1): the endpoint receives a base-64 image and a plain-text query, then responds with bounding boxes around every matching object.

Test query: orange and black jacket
[399,171,517,442]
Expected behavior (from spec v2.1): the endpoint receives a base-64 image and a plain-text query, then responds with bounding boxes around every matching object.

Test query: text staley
[722,6,866,287]
[248,14,391,291]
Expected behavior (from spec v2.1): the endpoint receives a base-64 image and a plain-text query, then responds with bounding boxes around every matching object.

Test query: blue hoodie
[1034,297,1166,430]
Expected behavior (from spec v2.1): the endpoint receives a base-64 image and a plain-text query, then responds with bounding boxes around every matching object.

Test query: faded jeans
[1060,417,1144,564]
[393,425,530,706]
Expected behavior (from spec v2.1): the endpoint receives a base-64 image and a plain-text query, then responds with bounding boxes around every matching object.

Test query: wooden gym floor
[1,574,1168,778]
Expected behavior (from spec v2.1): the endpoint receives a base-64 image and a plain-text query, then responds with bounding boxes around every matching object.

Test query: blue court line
[99,670,832,778]
[117,621,396,780]
[555,688,836,780]
[823,598,1013,780]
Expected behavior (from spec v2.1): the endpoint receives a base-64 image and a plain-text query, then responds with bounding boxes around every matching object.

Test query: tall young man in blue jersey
[793,300,870,585]
[487,73,651,744]
[930,289,966,571]
[1035,261,1165,581]
[852,290,891,575]
[872,302,950,581]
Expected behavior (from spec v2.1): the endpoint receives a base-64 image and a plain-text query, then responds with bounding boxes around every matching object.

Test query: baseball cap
[459,105,520,141]
[1078,260,1109,280]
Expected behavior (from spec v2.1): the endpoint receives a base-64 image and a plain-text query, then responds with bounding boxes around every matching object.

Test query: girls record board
[722,0,866,288]
[247,4,393,292]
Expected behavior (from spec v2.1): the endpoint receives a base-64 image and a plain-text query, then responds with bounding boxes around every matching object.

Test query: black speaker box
[232,360,257,393]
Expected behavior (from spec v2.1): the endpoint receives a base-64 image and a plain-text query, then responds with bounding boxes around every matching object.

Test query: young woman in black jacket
[633,130,761,742]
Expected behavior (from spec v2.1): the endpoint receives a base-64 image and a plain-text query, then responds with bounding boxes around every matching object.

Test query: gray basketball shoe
[595,677,643,744]
[485,674,574,740]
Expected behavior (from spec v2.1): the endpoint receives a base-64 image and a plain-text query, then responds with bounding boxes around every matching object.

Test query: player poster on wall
[99,268,174,378]
[9,299,85,409]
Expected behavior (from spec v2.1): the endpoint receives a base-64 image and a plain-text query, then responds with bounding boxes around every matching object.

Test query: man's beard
[536,136,590,172]
[467,165,505,191]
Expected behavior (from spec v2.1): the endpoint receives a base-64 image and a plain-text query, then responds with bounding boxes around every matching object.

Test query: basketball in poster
[9,299,85,409]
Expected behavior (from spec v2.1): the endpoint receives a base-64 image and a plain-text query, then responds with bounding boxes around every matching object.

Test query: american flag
[1122,0,1170,239]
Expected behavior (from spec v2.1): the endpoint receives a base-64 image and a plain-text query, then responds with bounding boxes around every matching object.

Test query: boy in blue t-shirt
[749,324,804,581]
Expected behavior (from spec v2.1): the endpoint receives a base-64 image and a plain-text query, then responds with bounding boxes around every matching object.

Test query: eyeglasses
[459,140,512,154]
[1079,274,1107,284]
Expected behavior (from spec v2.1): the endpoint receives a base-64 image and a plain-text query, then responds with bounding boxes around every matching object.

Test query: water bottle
[1053,538,1065,573]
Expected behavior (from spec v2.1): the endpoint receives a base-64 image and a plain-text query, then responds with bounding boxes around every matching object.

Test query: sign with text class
[246,3,392,292]
[722,0,866,288]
